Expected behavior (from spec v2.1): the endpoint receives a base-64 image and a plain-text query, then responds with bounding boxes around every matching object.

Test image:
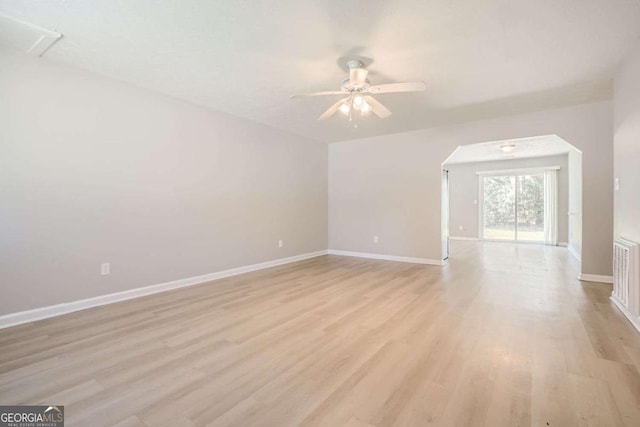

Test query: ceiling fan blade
[364,96,392,119]
[290,90,345,99]
[349,68,369,86]
[367,82,426,94]
[318,98,348,121]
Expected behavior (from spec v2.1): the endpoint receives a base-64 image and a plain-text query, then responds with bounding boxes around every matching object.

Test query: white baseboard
[610,295,640,335]
[0,250,328,330]
[449,236,480,241]
[328,249,444,266]
[568,245,582,262]
[578,273,613,284]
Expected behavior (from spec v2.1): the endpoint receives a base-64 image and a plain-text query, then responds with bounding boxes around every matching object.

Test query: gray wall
[614,41,640,245]
[568,148,583,259]
[0,49,328,315]
[446,154,569,242]
[329,101,613,276]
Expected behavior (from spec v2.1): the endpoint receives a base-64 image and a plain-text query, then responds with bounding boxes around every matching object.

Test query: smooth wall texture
[568,148,583,259]
[0,49,328,315]
[446,154,569,242]
[329,101,613,276]
[614,41,640,245]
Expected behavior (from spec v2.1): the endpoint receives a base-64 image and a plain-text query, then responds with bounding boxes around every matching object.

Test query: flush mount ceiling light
[500,143,516,153]
[291,59,426,127]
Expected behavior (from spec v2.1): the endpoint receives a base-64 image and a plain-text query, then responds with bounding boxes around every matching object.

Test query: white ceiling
[443,135,572,165]
[1,0,639,142]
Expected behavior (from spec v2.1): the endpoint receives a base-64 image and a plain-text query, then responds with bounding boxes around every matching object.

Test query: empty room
[2,1,640,426]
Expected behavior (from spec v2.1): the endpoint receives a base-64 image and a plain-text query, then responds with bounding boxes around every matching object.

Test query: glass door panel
[482,175,516,240]
[516,174,544,242]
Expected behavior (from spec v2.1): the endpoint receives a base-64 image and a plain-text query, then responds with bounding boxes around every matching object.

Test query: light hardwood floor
[2,241,640,426]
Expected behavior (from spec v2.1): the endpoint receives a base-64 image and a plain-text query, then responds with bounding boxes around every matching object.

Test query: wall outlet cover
[101,263,110,275]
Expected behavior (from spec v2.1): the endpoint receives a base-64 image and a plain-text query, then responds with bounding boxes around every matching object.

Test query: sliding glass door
[516,174,544,241]
[482,173,544,242]
[482,176,517,240]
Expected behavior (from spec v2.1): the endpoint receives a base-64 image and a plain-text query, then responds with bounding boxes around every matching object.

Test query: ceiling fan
[291,60,426,126]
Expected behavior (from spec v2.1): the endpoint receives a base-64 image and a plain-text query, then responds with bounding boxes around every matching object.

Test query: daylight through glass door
[482,173,544,242]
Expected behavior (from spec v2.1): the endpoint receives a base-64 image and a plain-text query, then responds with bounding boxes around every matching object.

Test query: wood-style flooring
[2,241,640,426]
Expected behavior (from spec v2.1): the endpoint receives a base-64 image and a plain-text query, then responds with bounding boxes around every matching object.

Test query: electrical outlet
[473,199,478,205]
[615,178,620,191]
[373,235,379,243]
[278,240,283,248]
[101,263,110,276]
[459,225,464,231]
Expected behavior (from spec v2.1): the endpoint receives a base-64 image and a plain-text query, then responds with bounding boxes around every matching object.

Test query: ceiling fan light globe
[361,101,371,113]
[352,95,365,110]
[339,103,350,114]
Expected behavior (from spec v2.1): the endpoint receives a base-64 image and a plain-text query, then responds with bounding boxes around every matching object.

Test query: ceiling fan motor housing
[341,77,370,92]
[343,60,369,91]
